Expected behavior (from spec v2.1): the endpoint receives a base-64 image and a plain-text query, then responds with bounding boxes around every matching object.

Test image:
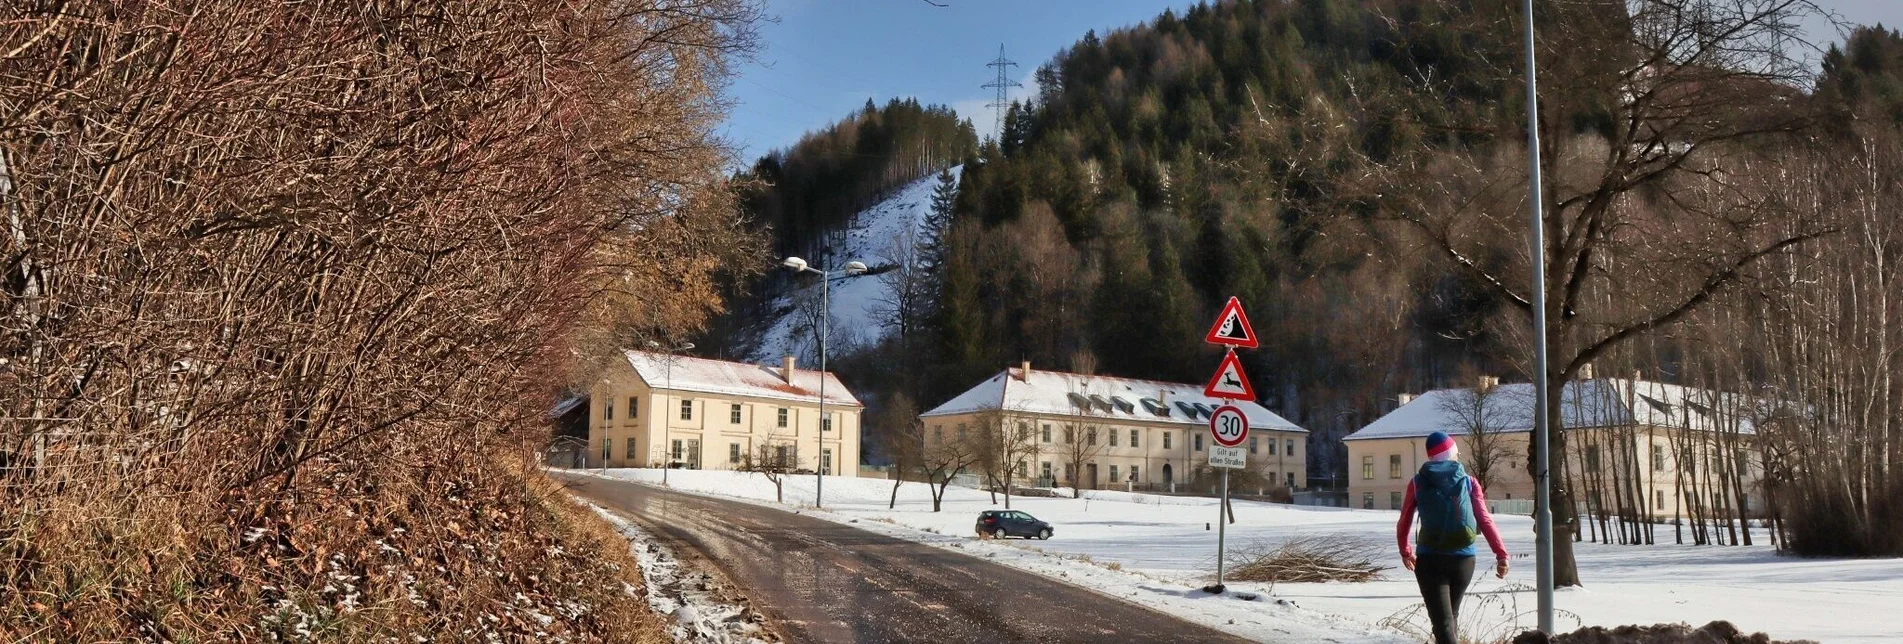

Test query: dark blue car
[975,510,1053,540]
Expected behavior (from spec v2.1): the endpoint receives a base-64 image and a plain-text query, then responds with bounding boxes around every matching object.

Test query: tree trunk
[890,476,901,510]
[1536,384,1583,586]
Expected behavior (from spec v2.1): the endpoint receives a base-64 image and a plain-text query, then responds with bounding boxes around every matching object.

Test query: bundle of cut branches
[1228,534,1389,583]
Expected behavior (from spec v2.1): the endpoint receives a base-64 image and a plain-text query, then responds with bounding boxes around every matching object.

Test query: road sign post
[1201,297,1257,595]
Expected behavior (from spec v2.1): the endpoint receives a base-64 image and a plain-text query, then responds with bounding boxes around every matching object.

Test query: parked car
[974,510,1053,540]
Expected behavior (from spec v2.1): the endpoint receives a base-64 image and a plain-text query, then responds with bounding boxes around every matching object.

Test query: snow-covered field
[589,468,1903,643]
[750,167,958,363]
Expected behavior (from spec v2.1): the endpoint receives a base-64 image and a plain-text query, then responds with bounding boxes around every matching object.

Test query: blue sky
[721,0,1903,166]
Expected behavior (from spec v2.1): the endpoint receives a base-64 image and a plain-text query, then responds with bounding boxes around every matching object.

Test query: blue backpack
[1414,460,1477,555]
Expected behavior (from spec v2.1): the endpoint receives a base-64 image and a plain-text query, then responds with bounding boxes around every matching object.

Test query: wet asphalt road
[554,472,1253,644]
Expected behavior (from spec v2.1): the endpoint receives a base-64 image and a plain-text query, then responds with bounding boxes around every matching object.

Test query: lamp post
[1518,0,1556,633]
[780,256,866,509]
[646,340,694,488]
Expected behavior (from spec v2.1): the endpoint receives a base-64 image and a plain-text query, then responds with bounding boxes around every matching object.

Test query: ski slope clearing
[591,468,1903,643]
[750,167,957,363]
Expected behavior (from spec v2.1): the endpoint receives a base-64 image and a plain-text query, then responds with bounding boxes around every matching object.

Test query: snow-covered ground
[587,502,772,643]
[591,468,1903,643]
[750,167,958,363]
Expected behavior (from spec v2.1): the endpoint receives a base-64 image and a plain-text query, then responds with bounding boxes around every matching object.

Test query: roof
[1345,378,1756,442]
[624,351,862,408]
[548,395,587,418]
[921,368,1307,433]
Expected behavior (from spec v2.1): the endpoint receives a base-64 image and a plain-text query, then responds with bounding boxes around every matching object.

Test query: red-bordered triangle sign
[1203,349,1257,400]
[1204,296,1259,348]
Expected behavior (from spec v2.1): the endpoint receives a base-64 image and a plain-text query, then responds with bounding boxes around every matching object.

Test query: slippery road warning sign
[1203,296,1259,348]
[1202,349,1256,400]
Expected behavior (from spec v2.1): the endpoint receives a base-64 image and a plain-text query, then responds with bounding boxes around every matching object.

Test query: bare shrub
[1511,620,1818,644]
[1227,534,1388,583]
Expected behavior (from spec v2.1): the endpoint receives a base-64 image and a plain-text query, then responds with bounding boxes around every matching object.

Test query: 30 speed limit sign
[1209,404,1248,448]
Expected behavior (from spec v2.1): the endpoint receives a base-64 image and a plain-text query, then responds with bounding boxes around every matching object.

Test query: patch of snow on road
[586,502,771,644]
[750,167,958,363]
[589,468,1903,644]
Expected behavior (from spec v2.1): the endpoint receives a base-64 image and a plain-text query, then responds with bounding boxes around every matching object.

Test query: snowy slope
[750,166,959,363]
[589,469,1903,644]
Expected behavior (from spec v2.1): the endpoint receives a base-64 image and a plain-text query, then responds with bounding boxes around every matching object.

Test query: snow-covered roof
[1345,378,1756,441]
[548,395,587,418]
[921,368,1307,433]
[625,351,861,408]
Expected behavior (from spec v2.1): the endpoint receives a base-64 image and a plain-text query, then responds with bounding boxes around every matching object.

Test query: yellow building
[1345,376,1761,519]
[587,352,861,476]
[922,363,1308,492]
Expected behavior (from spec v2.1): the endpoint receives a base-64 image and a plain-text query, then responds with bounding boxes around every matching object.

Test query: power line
[982,44,1021,138]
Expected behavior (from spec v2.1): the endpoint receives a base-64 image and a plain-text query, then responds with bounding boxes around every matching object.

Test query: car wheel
[1038,528,1052,540]
[991,527,1007,540]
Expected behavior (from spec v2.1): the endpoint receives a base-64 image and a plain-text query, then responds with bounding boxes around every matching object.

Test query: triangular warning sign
[1203,349,1257,400]
[1204,296,1259,348]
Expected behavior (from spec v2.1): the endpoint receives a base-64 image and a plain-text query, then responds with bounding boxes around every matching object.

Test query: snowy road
[554,472,1252,644]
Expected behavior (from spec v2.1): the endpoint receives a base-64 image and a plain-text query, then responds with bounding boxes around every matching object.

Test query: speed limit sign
[1209,404,1248,448]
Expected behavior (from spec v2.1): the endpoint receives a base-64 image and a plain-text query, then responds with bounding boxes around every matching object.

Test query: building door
[1162,463,1173,485]
[1086,463,1098,488]
[685,439,701,469]
[670,439,683,467]
[821,448,834,475]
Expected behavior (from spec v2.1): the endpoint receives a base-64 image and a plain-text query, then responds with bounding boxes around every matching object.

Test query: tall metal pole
[817,269,828,509]
[1521,0,1556,633]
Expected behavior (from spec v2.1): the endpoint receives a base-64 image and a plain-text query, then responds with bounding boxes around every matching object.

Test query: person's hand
[1401,552,1416,571]
[1495,557,1510,579]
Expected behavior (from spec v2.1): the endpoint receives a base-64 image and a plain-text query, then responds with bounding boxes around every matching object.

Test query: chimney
[781,356,796,383]
[1020,360,1032,382]
[1398,392,1415,406]
[1579,362,1595,380]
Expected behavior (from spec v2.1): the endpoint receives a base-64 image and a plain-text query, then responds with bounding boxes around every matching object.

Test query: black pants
[1414,554,1476,644]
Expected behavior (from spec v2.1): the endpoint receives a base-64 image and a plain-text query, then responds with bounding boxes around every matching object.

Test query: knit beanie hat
[1426,431,1458,462]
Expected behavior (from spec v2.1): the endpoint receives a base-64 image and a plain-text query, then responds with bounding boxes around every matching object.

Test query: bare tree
[971,410,1039,509]
[1436,373,1514,491]
[918,422,978,512]
[1372,0,1835,585]
[741,441,799,503]
[1056,406,1110,498]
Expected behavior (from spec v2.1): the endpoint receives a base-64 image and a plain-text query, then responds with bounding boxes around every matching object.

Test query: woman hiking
[1397,431,1509,644]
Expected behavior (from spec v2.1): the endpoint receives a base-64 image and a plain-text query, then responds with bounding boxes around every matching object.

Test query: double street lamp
[780,256,865,509]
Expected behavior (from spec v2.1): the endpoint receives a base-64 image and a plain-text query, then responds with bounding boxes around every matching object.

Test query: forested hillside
[715,0,1903,566]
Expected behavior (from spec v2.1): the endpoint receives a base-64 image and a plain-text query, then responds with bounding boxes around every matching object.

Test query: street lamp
[1518,0,1556,632]
[646,340,694,487]
[780,256,866,509]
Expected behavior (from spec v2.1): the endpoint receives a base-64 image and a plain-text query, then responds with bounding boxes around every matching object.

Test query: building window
[731,403,743,424]
[1585,445,1601,469]
[777,408,789,428]
[1391,491,1403,510]
[1652,444,1666,471]
[1129,466,1139,482]
[1109,465,1120,483]
[626,439,636,459]
[1656,489,1665,507]
[671,439,684,460]
[1087,428,1097,446]
[1042,424,1052,443]
[1389,454,1403,479]
[1040,461,1052,481]
[821,448,834,475]
[1286,472,1295,487]
[1268,470,1277,484]
[1129,429,1138,448]
[956,424,967,441]
[1286,439,1295,456]
[679,400,693,420]
[1015,460,1027,476]
[1362,455,1374,480]
[1363,492,1375,509]
[1163,432,1172,450]
[822,413,833,433]
[604,399,613,421]
[1064,427,1074,443]
[629,397,639,419]
[1249,436,1259,454]
[1193,434,1203,452]
[1110,430,1119,447]
[730,443,742,464]
[603,438,611,461]
[934,426,943,444]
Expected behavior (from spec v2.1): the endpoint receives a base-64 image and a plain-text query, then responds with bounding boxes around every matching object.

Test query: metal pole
[1521,0,1556,632]
[1217,468,1229,591]
[817,268,828,509]
[664,356,672,487]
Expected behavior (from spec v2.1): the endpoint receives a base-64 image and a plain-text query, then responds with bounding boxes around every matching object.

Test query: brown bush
[1512,621,1817,644]
[1228,534,1389,583]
